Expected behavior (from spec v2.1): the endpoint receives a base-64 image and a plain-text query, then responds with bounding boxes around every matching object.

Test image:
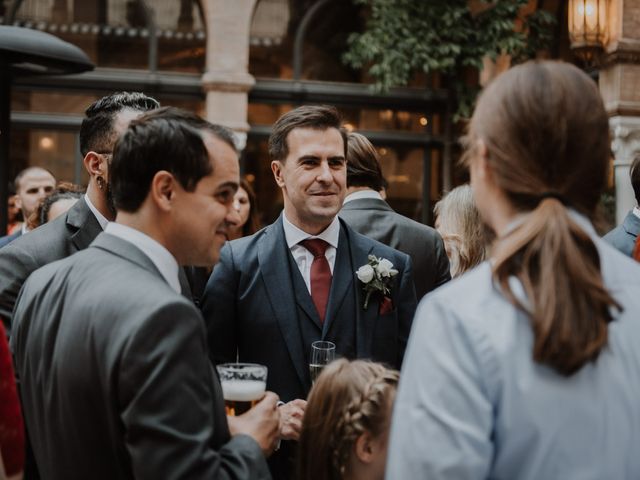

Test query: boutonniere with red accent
[355,255,398,310]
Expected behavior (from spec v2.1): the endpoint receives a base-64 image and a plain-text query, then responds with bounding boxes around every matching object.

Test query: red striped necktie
[300,239,332,324]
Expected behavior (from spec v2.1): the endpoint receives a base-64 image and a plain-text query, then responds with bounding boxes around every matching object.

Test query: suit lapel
[345,224,378,358]
[322,224,353,337]
[258,217,308,388]
[67,198,103,252]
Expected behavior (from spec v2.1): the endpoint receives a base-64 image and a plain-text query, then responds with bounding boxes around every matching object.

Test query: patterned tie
[300,239,332,324]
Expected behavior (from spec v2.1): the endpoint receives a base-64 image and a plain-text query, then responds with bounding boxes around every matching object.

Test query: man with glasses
[0,92,159,333]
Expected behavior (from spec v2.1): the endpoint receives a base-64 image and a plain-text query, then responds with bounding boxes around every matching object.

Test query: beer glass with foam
[216,363,267,416]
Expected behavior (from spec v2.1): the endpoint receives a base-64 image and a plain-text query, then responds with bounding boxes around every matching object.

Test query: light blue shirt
[386,214,640,479]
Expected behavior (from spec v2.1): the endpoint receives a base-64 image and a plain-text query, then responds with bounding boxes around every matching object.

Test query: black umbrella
[0,25,94,233]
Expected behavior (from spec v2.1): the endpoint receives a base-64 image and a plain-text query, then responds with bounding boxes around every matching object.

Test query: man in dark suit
[0,167,56,248]
[339,132,450,299]
[11,108,280,480]
[201,105,417,478]
[0,92,159,332]
[604,155,640,257]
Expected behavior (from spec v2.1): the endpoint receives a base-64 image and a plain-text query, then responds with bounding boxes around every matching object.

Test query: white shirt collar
[84,194,109,231]
[343,190,383,204]
[21,223,29,235]
[104,222,181,293]
[633,206,640,220]
[282,212,340,249]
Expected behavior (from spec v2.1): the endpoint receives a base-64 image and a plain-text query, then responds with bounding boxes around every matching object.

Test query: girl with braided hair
[297,359,398,480]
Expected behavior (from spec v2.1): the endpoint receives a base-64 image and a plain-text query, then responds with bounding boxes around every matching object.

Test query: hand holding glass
[310,341,336,383]
[217,363,267,416]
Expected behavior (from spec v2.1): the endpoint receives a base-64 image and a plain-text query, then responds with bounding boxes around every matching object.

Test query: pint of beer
[216,363,267,416]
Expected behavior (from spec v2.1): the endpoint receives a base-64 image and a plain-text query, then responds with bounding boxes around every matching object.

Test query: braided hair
[297,359,399,480]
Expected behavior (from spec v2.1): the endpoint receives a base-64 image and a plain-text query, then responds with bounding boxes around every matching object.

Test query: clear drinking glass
[309,341,336,383]
[216,363,267,416]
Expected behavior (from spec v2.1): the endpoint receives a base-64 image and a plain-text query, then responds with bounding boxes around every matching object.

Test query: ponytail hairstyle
[297,359,399,480]
[464,61,621,376]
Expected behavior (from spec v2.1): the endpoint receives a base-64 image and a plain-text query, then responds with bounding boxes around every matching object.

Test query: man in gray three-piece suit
[0,92,159,333]
[339,132,450,300]
[201,106,417,479]
[11,108,280,479]
[604,155,640,257]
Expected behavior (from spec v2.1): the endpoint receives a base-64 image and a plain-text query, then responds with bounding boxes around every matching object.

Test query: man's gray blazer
[603,211,640,257]
[0,197,101,330]
[340,197,450,299]
[11,233,270,480]
[0,197,192,333]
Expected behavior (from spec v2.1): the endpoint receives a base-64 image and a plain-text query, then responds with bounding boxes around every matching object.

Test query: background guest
[228,178,262,240]
[339,131,450,299]
[0,92,159,334]
[6,194,22,235]
[387,60,640,479]
[26,182,85,230]
[433,184,486,278]
[604,155,640,256]
[297,359,398,480]
[0,167,56,248]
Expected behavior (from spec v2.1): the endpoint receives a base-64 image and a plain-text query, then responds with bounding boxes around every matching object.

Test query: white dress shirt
[386,211,640,479]
[105,222,181,293]
[85,194,109,230]
[633,205,640,220]
[282,212,340,294]
[343,189,383,204]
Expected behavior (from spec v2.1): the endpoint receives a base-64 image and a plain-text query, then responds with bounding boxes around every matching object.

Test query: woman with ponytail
[387,61,640,479]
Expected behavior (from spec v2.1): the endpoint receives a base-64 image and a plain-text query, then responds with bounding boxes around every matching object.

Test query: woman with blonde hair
[387,60,640,478]
[434,184,486,277]
[297,359,398,480]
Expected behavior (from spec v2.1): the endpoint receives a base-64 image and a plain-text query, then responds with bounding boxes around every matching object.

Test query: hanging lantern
[568,0,609,63]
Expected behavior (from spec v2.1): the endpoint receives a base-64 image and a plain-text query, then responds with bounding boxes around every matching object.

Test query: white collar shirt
[105,222,181,294]
[282,212,340,294]
[84,194,109,231]
[633,206,640,220]
[343,190,383,204]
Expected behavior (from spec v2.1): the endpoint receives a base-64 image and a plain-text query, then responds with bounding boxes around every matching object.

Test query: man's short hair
[632,155,640,205]
[14,166,55,192]
[79,92,159,156]
[346,132,387,192]
[268,105,347,161]
[110,107,235,212]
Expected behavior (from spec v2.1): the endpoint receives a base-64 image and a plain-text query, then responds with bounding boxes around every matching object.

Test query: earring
[96,176,105,191]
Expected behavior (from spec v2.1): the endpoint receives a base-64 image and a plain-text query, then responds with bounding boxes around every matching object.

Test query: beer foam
[221,380,266,401]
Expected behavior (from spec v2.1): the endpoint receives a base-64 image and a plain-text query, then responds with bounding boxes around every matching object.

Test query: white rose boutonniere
[356,255,399,309]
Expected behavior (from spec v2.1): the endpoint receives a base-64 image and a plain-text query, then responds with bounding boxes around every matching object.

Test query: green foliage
[344,0,556,118]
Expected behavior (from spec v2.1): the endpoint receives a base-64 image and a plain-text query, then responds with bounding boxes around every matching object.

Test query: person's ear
[354,432,375,464]
[271,160,285,188]
[84,152,107,179]
[150,170,175,212]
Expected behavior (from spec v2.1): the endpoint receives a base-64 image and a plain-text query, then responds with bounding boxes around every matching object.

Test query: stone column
[200,0,258,150]
[599,0,640,223]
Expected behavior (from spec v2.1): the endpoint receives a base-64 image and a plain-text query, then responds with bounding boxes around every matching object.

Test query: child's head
[297,359,399,480]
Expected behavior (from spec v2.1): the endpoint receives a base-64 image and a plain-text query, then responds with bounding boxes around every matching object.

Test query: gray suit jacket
[0,197,192,333]
[603,211,640,257]
[0,230,22,248]
[340,197,450,300]
[0,197,101,330]
[11,233,270,480]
